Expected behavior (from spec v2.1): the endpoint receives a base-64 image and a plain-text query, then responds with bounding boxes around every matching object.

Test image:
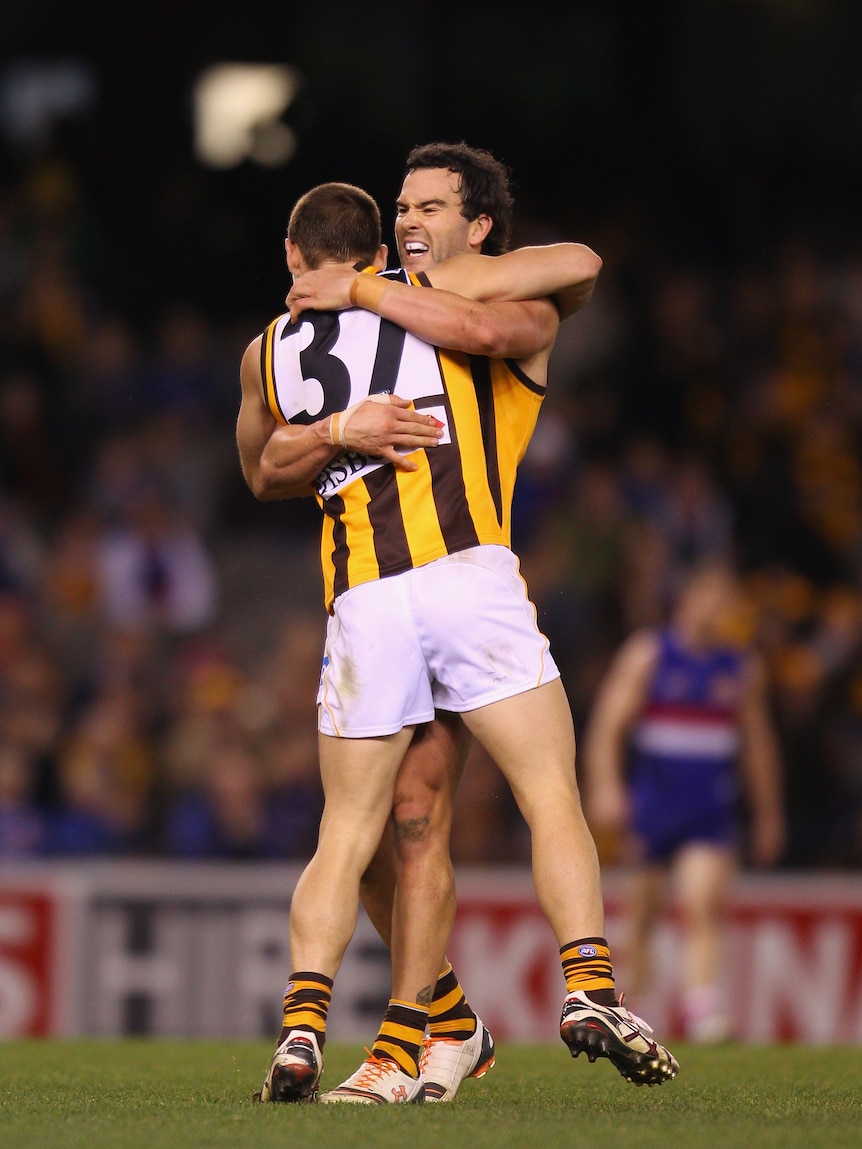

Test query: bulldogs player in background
[584,560,785,1042]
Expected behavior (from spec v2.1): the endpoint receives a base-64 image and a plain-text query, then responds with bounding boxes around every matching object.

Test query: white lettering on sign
[0,905,39,1036]
[449,913,559,1040]
[746,921,855,1044]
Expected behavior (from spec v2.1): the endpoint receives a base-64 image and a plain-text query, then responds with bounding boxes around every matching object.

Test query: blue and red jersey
[628,629,745,860]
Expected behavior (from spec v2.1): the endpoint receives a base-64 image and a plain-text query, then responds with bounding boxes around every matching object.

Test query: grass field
[1,1039,861,1149]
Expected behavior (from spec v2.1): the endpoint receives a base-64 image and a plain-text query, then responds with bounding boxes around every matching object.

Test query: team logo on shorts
[578,944,598,958]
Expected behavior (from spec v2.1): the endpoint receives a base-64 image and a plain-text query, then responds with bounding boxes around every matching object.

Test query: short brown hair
[287,182,381,268]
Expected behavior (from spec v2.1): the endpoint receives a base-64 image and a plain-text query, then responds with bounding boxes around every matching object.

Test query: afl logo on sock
[578,945,598,958]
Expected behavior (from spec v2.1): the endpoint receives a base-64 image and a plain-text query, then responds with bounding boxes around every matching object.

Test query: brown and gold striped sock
[560,938,618,1007]
[428,963,478,1041]
[277,971,333,1048]
[370,999,428,1077]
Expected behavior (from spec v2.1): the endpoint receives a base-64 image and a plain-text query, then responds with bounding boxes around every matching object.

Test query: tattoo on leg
[394,815,430,843]
[417,985,432,1007]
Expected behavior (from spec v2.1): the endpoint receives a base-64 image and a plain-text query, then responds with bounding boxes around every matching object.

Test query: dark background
[4,0,861,322]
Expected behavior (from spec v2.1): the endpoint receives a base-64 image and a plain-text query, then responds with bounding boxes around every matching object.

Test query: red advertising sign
[0,890,56,1036]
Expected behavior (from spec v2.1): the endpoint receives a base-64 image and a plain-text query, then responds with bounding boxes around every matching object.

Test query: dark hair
[403,142,514,255]
[287,182,381,268]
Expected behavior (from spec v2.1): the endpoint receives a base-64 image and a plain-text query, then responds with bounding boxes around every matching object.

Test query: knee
[679,892,727,930]
[392,760,454,836]
[392,798,450,854]
[391,783,453,865]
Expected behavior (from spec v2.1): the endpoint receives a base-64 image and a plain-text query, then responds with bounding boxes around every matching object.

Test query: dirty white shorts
[317,544,559,737]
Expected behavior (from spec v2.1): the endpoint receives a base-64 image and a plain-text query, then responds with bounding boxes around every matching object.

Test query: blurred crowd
[3,155,862,869]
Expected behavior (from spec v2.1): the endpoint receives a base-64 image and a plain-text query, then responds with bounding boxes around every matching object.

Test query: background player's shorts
[629,757,740,863]
[317,545,560,737]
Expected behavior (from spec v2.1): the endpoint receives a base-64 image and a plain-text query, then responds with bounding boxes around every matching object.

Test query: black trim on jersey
[504,357,546,395]
[258,329,270,404]
[369,320,407,395]
[261,322,289,423]
[364,468,413,575]
[424,350,481,553]
[327,494,351,602]
[415,272,433,287]
[470,355,503,528]
[427,440,482,555]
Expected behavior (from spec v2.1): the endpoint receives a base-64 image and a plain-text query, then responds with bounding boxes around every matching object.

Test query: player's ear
[467,213,493,251]
[372,244,388,271]
[285,239,306,276]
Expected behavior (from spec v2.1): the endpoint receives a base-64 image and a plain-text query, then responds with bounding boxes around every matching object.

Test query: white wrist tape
[330,393,391,449]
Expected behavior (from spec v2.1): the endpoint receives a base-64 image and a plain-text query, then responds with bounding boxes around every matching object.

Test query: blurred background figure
[165,738,279,859]
[157,622,323,860]
[583,562,785,1042]
[0,740,47,857]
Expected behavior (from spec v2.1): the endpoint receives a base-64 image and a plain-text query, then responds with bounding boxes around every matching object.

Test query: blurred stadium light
[193,63,301,169]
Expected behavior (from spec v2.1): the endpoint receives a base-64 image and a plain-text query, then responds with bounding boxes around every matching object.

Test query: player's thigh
[318,576,434,737]
[317,726,416,855]
[673,843,736,918]
[393,714,469,810]
[459,678,577,811]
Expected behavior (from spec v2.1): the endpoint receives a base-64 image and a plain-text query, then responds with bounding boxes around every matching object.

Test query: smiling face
[394,167,491,273]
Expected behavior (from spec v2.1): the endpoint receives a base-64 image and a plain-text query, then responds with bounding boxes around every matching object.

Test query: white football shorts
[317,544,560,737]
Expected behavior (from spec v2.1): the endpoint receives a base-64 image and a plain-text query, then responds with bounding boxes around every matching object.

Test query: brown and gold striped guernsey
[260,270,545,611]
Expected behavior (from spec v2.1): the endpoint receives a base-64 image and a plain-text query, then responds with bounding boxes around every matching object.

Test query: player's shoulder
[617,628,662,673]
[241,330,264,367]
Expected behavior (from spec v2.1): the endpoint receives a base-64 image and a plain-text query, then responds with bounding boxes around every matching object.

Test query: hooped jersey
[629,629,745,771]
[259,269,546,610]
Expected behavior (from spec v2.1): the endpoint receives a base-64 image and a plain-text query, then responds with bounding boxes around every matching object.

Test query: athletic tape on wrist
[350,273,391,313]
[332,394,391,449]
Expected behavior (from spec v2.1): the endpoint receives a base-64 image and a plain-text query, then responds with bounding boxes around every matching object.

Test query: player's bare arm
[287,242,599,317]
[288,267,559,364]
[288,277,563,387]
[237,336,335,500]
[237,336,443,502]
[426,244,602,319]
[286,241,600,354]
[377,288,561,370]
[583,629,660,834]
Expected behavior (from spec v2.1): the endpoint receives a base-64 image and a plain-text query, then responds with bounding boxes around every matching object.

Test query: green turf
[1,1040,860,1149]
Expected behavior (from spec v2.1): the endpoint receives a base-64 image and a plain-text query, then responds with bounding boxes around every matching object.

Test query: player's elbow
[253,459,285,501]
[239,461,271,502]
[256,458,313,501]
[575,246,603,285]
[250,475,277,502]
[587,249,603,278]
